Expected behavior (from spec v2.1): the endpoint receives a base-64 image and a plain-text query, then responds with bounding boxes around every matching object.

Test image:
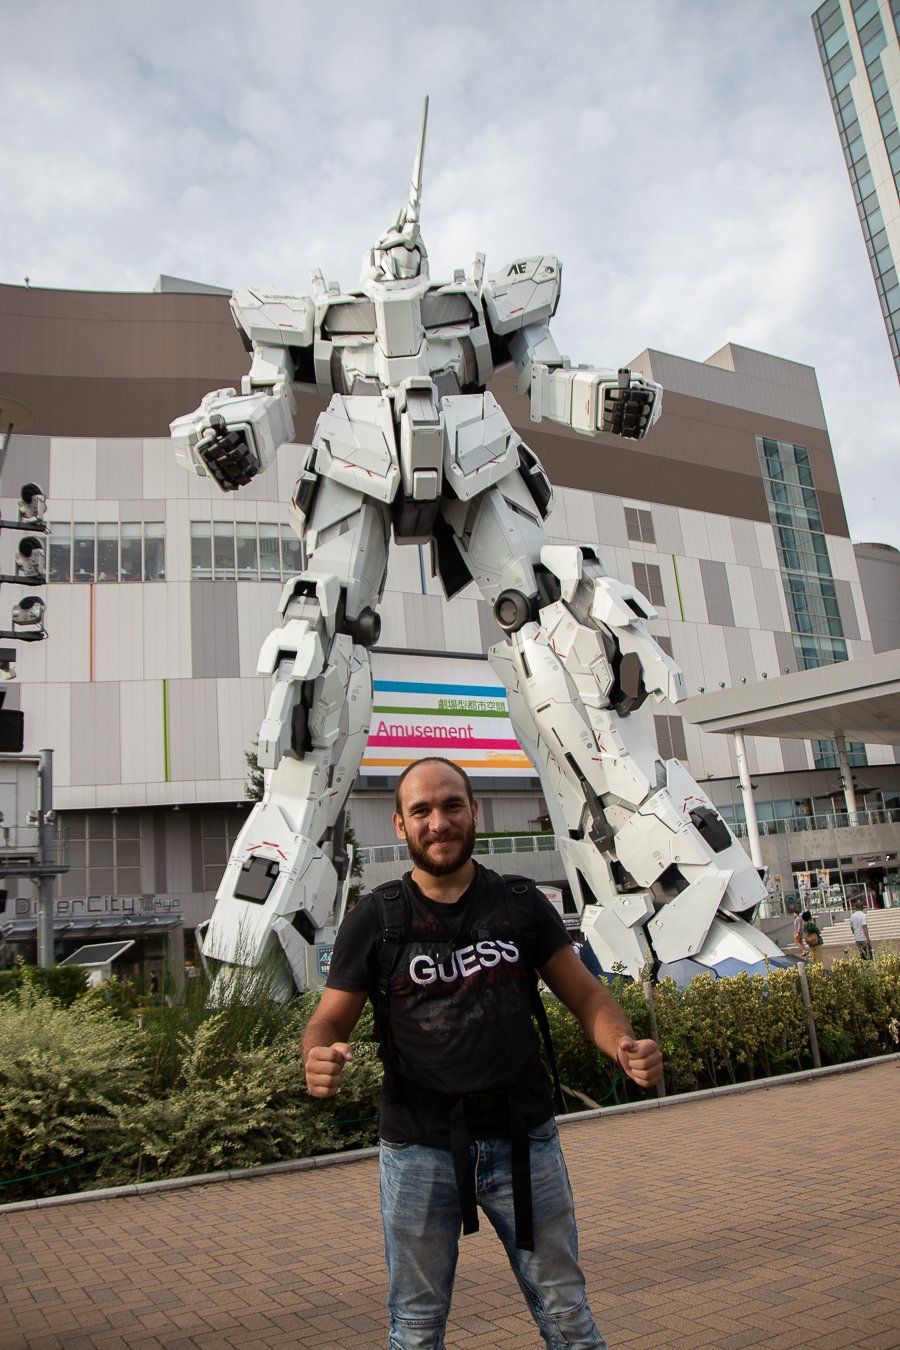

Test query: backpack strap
[370,882,410,1092]
[500,876,566,1116]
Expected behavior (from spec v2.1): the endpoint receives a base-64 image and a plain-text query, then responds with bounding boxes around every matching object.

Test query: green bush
[2,951,899,1205]
[0,962,88,1006]
[0,987,145,1202]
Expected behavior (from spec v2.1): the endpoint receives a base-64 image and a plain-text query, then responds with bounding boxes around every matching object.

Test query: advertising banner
[360,677,532,778]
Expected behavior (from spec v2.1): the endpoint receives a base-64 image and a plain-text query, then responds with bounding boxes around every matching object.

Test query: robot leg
[202,476,390,998]
[473,533,779,979]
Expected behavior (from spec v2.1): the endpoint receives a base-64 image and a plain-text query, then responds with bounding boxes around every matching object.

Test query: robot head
[360,97,430,285]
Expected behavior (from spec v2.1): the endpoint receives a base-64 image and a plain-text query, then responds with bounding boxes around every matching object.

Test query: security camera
[18,483,46,525]
[12,596,45,628]
[15,536,45,582]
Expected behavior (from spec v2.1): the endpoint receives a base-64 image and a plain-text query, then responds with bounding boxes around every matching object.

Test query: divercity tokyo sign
[13,894,182,918]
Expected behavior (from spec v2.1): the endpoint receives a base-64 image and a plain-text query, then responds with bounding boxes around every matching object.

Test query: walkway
[2,1062,898,1348]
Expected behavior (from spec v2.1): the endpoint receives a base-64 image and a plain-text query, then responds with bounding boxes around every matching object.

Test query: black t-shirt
[326,862,570,1144]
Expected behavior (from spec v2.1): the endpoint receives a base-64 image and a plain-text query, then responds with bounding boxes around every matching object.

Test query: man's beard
[406,818,477,876]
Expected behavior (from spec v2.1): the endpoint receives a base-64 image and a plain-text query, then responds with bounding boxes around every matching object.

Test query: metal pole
[642,978,666,1098]
[35,749,55,968]
[834,733,859,827]
[795,961,822,1069]
[733,730,763,870]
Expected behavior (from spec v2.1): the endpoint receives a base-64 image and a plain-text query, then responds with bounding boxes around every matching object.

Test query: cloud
[1,0,896,547]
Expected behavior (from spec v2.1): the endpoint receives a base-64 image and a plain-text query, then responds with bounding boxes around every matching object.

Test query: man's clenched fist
[305,1042,354,1097]
[616,1036,664,1089]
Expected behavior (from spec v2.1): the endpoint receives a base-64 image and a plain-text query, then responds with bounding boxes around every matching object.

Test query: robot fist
[197,415,261,491]
[599,369,661,440]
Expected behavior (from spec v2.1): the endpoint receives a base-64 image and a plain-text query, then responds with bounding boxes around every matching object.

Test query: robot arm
[482,256,662,441]
[170,343,296,492]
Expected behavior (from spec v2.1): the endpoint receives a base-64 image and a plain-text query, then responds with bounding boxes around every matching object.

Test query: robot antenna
[406,96,429,227]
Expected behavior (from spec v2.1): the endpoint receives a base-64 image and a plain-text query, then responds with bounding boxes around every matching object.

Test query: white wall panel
[215,677,269,784]
[671,555,708,623]
[167,498,193,584]
[167,679,220,781]
[235,581,282,676]
[726,565,759,630]
[678,509,712,560]
[377,590,408,648]
[142,583,192,679]
[753,522,780,572]
[143,438,182,502]
[385,543,423,595]
[44,585,91,683]
[593,493,628,548]
[93,586,145,681]
[50,439,96,500]
[558,487,598,545]
[696,625,730,690]
[19,683,72,787]
[748,629,779,680]
[826,534,858,582]
[120,680,165,785]
[705,513,736,565]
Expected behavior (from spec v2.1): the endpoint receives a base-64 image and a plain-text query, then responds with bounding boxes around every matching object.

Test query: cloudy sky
[2,0,897,545]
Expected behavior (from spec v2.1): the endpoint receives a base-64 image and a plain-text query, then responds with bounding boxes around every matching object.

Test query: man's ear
[392,811,406,841]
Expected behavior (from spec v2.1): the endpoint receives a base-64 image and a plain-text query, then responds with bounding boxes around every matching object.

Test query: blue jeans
[379,1118,606,1349]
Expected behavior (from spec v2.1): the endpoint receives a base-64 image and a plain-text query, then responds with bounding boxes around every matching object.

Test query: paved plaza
[1,1062,898,1348]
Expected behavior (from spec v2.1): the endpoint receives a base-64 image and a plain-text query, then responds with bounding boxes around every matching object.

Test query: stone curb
[2,1052,897,1215]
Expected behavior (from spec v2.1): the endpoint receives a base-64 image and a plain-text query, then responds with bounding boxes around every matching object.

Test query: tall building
[812,0,900,378]
[0,278,897,973]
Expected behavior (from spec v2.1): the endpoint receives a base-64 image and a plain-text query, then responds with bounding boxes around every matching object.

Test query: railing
[357,833,559,866]
[731,807,900,838]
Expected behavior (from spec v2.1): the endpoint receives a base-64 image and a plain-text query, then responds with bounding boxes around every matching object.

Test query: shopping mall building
[0,276,897,975]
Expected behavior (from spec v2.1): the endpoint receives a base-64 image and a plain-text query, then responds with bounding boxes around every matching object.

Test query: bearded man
[302,756,663,1349]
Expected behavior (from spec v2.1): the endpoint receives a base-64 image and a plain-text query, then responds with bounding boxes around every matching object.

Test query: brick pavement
[1,1062,898,1349]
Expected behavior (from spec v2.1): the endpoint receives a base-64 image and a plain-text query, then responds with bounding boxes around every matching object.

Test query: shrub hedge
[1,952,898,1204]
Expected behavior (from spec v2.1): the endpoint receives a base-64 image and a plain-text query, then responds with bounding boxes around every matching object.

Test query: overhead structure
[681,649,900,850]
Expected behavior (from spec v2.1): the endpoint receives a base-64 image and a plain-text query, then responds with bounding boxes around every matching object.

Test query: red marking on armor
[510,306,524,314]
[278,323,297,328]
[681,796,704,813]
[248,840,288,861]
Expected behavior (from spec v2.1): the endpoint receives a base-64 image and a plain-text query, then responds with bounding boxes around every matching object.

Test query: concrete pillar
[834,734,859,827]
[733,730,763,871]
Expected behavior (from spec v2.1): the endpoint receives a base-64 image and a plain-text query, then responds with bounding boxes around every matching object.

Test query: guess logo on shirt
[408,939,521,987]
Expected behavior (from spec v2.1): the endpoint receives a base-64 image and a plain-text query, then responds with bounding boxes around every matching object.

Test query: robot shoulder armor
[231,288,315,348]
[482,255,561,335]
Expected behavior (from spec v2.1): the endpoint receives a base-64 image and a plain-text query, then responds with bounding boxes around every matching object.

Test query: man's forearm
[580,987,635,1063]
[302,1013,349,1061]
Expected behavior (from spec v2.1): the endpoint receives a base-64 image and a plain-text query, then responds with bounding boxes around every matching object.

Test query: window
[281,524,303,576]
[654,714,687,761]
[236,522,259,581]
[191,521,304,581]
[120,523,142,582]
[47,522,164,583]
[95,523,119,582]
[49,526,71,583]
[73,523,95,583]
[200,809,245,892]
[58,811,142,898]
[633,561,665,608]
[143,523,165,581]
[625,506,656,546]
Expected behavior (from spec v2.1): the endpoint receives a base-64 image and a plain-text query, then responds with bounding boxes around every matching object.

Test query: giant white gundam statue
[172,100,782,998]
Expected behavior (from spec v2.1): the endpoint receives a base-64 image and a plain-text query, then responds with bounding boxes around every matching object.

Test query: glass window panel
[116,868,142,894]
[280,524,302,578]
[49,526,71,583]
[236,522,259,580]
[190,521,212,580]
[120,522,142,581]
[116,840,141,866]
[213,522,236,580]
[831,56,855,92]
[862,31,887,63]
[96,523,119,582]
[823,28,848,59]
[73,523,95,583]
[852,0,880,27]
[88,867,115,893]
[143,522,165,581]
[259,524,280,579]
[115,814,140,840]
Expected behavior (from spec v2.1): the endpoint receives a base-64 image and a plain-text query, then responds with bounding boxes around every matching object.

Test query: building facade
[813,0,900,378]
[0,279,897,970]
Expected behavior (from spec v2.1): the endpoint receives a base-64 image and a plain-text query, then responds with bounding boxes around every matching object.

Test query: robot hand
[195,414,260,491]
[597,369,661,439]
[530,363,662,440]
